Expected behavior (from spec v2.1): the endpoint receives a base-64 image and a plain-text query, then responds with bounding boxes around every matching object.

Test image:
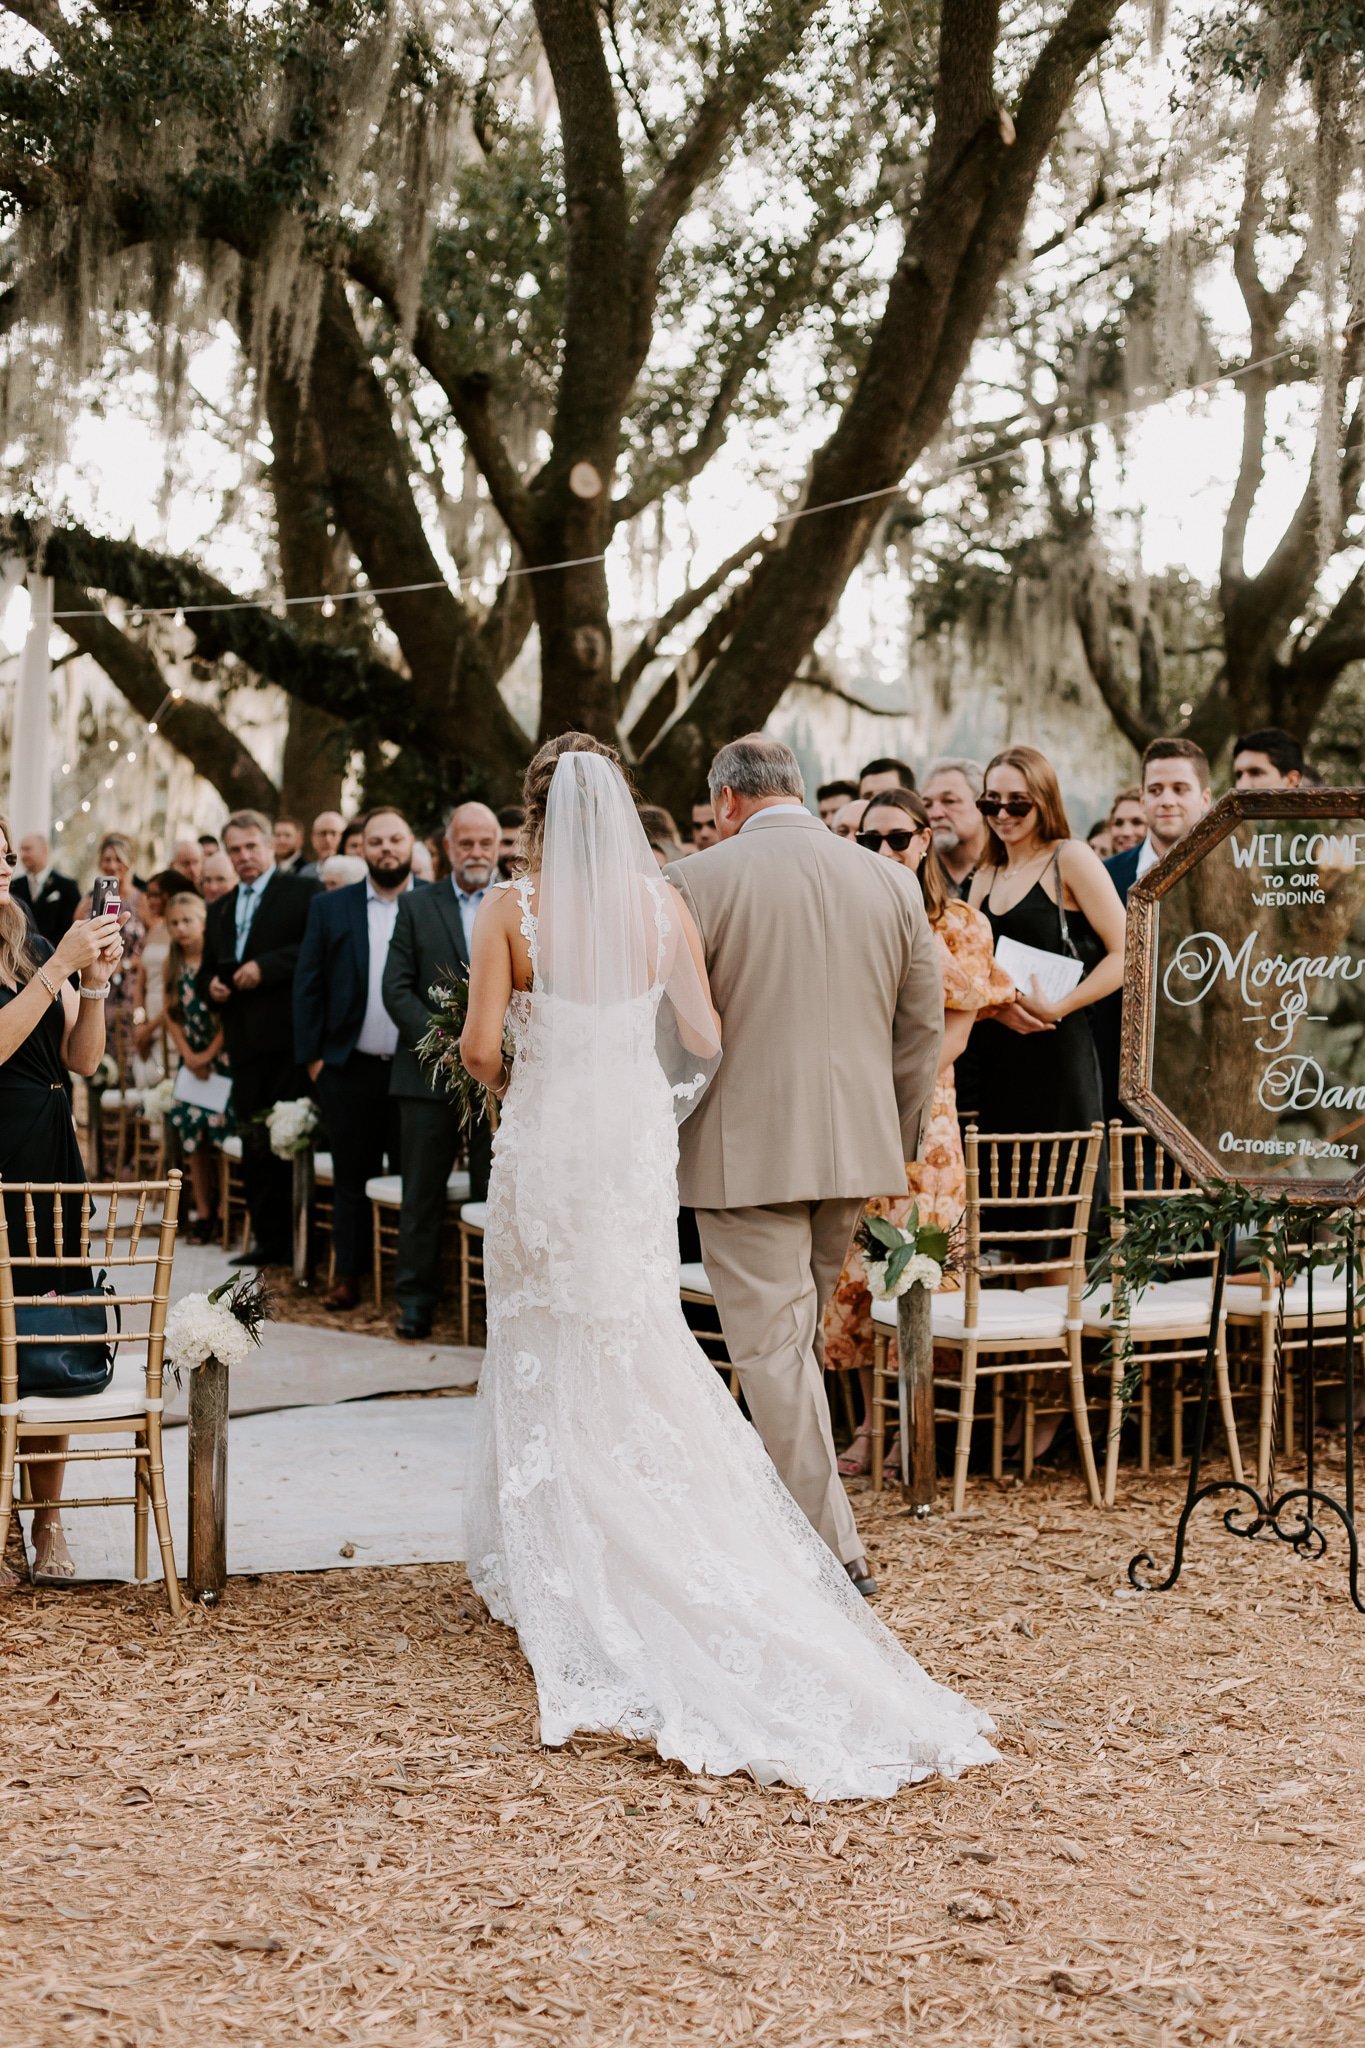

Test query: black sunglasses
[0,852,16,868]
[857,829,922,853]
[976,796,1036,819]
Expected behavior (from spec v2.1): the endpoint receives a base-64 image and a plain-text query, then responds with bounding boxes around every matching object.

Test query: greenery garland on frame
[1088,1181,1365,1409]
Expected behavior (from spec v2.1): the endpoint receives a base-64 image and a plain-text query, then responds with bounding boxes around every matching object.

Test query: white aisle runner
[60,1398,482,1581]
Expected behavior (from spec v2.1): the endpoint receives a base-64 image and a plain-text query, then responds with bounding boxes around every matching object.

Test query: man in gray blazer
[381,803,499,1338]
[667,736,943,1594]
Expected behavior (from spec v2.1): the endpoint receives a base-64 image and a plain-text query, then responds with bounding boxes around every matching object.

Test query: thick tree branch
[617,529,773,708]
[1071,558,1157,753]
[53,580,279,814]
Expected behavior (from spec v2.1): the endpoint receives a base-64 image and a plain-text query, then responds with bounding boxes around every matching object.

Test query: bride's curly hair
[520,732,637,868]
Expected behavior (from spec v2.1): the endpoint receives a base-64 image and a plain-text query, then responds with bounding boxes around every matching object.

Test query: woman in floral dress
[163,893,231,1241]
[827,789,1014,1475]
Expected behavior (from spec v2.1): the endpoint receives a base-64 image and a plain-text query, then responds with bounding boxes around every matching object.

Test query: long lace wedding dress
[464,751,997,1801]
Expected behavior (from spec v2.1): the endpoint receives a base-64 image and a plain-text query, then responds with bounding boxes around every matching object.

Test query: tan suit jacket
[667,809,943,1210]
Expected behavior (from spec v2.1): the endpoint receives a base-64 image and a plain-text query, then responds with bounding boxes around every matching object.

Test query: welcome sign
[1120,789,1365,1201]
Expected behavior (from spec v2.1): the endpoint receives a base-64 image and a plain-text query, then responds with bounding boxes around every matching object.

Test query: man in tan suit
[666,735,943,1595]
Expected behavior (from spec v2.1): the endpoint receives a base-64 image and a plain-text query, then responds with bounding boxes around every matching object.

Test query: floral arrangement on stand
[417,972,514,1134]
[858,1206,962,1301]
[263,1097,320,1159]
[137,1076,179,1126]
[163,1272,273,1385]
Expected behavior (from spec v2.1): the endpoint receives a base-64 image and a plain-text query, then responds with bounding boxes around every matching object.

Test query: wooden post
[292,1145,315,1289]
[187,1355,229,1604]
[898,1281,936,1512]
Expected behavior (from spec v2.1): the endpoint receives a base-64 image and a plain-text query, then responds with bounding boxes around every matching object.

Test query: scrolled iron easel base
[1129,1478,1363,1614]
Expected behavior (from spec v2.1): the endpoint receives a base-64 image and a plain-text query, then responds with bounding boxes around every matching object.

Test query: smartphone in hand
[90,876,122,919]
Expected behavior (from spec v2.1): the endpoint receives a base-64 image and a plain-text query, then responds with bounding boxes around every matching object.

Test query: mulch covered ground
[3,1453,1363,2047]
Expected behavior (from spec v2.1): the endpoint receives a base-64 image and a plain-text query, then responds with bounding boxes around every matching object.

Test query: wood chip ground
[3,1454,1363,2046]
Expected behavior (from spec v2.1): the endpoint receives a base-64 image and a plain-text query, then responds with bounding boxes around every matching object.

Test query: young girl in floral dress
[163,892,232,1241]
[826,788,1014,1476]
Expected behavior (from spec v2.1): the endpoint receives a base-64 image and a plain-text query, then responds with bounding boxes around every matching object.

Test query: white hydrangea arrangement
[857,1205,961,1301]
[92,1054,119,1090]
[163,1273,272,1380]
[138,1076,179,1125]
[264,1096,320,1159]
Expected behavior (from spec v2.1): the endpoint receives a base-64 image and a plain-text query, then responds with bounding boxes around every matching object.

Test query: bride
[460,732,997,1800]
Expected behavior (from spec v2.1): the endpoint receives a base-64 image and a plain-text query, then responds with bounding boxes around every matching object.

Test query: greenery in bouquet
[857,1206,963,1301]
[1087,1180,1365,1410]
[417,972,514,1135]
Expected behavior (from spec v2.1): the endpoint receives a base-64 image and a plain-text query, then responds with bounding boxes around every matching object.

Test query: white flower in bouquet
[140,1076,179,1125]
[265,1096,319,1158]
[163,1292,255,1373]
[92,1054,119,1090]
[865,1250,943,1301]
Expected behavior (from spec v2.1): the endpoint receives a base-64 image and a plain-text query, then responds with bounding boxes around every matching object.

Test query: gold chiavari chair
[871,1125,1104,1510]
[0,1175,184,1614]
[459,1201,487,1345]
[1224,1236,1361,1491]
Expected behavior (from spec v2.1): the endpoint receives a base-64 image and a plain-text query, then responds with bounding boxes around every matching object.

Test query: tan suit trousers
[696,1199,865,1568]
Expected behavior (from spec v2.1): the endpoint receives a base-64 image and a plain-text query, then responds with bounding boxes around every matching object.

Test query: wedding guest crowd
[11,716,1315,1386]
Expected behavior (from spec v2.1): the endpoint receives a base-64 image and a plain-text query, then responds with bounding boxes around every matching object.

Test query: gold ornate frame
[1119,786,1365,1204]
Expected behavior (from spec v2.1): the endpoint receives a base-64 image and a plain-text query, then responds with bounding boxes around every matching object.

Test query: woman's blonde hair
[164,891,207,1023]
[858,788,951,925]
[981,746,1072,865]
[98,832,136,869]
[0,813,40,990]
[520,732,636,868]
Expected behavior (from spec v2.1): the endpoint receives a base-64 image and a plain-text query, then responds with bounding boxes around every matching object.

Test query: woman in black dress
[968,746,1125,1140]
[1,813,125,1587]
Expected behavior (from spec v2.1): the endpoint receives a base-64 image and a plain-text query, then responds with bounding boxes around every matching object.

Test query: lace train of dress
[465,884,998,1802]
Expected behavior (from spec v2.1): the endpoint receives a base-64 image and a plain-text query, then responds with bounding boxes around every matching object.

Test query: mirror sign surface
[1121,792,1365,1201]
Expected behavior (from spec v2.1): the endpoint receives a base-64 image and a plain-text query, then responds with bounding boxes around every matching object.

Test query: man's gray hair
[708,734,805,804]
[924,756,986,796]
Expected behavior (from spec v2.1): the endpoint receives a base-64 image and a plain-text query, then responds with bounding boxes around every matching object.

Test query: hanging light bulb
[147,722,158,735]
[108,739,120,753]
[60,761,70,775]
[170,687,184,701]
[103,775,114,790]
[80,800,91,814]
[126,751,137,764]
[173,608,186,629]
[53,820,64,834]
[130,610,143,628]
[321,596,336,619]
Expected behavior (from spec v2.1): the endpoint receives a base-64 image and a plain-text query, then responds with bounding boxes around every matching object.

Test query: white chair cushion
[16,1351,153,1426]
[872,1288,1068,1341]
[312,1150,334,1185]
[678,1262,715,1299]
[1033,1277,1223,1334]
[933,1287,1069,1342]
[366,1172,470,1207]
[460,1202,489,1231]
[1224,1273,1352,1321]
[220,1135,244,1161]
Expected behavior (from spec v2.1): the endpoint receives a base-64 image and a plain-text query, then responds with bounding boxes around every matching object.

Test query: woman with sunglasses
[967,747,1123,1241]
[826,789,1014,1476]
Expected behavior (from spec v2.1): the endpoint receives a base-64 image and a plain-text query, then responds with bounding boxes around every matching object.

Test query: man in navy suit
[12,832,79,945]
[295,808,418,1310]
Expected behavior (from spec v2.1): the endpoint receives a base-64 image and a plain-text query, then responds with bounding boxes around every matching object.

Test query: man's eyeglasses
[857,829,921,854]
[976,797,1036,819]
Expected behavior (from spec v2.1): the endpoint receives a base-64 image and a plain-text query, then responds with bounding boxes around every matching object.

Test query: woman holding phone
[0,813,125,1587]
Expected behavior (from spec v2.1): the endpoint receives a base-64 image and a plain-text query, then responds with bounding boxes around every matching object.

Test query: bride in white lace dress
[460,734,997,1801]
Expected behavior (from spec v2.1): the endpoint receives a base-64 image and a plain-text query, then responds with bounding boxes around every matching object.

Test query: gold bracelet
[36,967,61,1005]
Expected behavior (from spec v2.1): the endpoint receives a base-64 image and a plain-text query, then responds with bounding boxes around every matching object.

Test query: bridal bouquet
[417,972,513,1135]
[264,1096,320,1159]
[858,1205,962,1301]
[163,1272,273,1383]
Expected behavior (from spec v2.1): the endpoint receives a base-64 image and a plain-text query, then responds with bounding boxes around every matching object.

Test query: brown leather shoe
[321,1277,360,1312]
